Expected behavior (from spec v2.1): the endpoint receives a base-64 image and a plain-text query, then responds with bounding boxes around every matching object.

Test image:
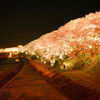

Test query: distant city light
[0,45,24,54]
[8,52,12,58]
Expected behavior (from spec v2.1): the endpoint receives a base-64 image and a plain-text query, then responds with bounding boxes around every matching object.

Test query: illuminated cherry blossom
[24,11,100,65]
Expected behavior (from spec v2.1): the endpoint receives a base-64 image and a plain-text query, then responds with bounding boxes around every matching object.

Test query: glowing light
[94,37,98,41]
[70,48,73,51]
[59,55,63,59]
[15,59,19,62]
[89,45,92,49]
[21,50,24,53]
[51,63,54,66]
[25,52,28,54]
[8,52,12,58]
[43,61,47,64]
[18,45,23,48]
[37,56,39,58]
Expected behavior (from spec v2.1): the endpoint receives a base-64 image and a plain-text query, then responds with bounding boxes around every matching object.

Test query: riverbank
[28,59,100,100]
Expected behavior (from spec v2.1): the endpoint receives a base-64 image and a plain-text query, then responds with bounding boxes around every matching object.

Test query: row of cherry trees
[24,12,100,66]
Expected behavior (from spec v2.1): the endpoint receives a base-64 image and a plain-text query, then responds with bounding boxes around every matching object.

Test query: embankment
[29,59,100,100]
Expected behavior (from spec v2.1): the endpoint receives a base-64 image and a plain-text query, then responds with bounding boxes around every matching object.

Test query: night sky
[0,0,99,48]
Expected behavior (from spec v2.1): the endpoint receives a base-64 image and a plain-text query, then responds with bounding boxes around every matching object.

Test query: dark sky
[0,0,99,48]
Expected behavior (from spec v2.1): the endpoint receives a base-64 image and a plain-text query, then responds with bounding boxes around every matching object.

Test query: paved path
[0,63,68,100]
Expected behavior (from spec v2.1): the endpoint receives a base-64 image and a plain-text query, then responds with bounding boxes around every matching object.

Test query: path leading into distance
[0,63,68,100]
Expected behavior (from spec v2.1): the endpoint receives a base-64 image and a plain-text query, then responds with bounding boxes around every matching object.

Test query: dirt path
[0,63,68,100]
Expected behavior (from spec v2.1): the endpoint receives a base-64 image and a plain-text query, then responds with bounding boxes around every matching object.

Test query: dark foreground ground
[0,58,100,100]
[0,63,68,100]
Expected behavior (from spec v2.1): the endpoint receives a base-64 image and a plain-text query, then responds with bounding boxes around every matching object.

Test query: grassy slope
[84,63,100,80]
[60,63,100,93]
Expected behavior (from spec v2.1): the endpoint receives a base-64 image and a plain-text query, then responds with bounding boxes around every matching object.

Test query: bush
[72,58,85,70]
[93,53,100,64]
[31,55,37,59]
